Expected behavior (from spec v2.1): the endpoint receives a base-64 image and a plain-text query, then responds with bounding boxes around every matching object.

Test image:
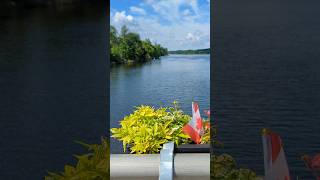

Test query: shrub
[45,138,109,180]
[111,102,210,154]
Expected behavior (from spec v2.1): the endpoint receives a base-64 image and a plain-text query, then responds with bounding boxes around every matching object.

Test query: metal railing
[110,143,210,180]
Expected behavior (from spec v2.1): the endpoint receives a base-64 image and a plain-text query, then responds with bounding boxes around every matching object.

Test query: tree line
[110,25,168,64]
[169,48,210,55]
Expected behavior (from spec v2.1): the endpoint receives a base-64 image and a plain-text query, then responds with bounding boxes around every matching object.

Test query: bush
[111,102,210,154]
[45,138,109,180]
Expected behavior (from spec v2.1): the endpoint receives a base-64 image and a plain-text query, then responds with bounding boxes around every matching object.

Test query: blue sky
[110,0,210,50]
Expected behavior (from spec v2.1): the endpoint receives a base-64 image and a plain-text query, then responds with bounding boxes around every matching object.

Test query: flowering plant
[111,102,210,154]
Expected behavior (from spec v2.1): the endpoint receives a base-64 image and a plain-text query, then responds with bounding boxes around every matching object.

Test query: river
[110,54,210,153]
[213,1,320,178]
[0,4,106,179]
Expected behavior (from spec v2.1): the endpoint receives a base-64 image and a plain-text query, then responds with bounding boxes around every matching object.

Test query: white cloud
[113,11,134,23]
[186,33,200,41]
[124,16,210,50]
[142,0,201,24]
[127,16,133,21]
[130,6,146,15]
[182,9,191,16]
[111,1,209,50]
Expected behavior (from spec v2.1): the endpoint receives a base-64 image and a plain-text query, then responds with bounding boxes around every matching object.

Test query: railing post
[159,142,174,180]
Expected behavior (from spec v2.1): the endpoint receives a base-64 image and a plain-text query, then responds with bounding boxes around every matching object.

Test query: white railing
[110,153,210,180]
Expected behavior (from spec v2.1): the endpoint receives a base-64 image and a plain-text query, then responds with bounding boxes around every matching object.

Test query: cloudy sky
[110,0,210,51]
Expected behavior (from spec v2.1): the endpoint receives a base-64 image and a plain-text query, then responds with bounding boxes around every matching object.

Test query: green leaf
[45,138,110,180]
[110,102,204,154]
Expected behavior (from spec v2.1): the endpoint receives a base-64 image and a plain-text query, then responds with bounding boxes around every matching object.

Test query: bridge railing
[110,153,210,180]
[111,143,210,180]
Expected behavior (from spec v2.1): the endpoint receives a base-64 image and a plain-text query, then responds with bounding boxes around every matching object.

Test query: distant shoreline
[168,48,210,55]
[168,53,210,56]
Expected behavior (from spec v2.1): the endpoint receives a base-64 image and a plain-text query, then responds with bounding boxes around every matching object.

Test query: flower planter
[125,143,210,154]
[111,103,211,154]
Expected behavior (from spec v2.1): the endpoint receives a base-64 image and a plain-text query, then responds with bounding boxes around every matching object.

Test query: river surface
[0,4,106,179]
[213,1,320,178]
[110,55,210,153]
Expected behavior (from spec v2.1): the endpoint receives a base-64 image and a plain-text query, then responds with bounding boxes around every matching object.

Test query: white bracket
[159,142,174,180]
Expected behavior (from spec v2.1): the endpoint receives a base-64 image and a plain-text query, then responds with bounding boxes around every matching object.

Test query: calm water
[213,1,320,178]
[0,4,106,179]
[110,55,210,153]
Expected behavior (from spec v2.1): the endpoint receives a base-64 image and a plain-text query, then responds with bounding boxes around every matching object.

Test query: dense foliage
[45,138,109,180]
[169,48,210,54]
[110,25,168,64]
[111,102,210,154]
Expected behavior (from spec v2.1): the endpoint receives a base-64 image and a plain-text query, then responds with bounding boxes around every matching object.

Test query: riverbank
[110,55,169,67]
[169,48,210,55]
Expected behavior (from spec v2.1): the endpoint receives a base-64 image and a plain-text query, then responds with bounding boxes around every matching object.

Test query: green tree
[121,32,140,62]
[142,39,155,61]
[110,26,122,63]
[120,25,129,38]
[110,25,168,64]
[110,26,118,45]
